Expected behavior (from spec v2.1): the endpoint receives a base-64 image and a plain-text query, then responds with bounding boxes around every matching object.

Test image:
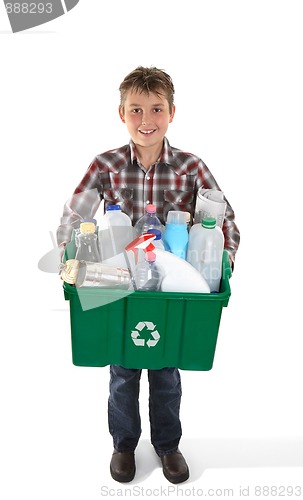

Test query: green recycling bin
[63,244,232,371]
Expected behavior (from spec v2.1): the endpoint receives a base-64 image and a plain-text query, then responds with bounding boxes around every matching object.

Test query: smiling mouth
[138,129,157,135]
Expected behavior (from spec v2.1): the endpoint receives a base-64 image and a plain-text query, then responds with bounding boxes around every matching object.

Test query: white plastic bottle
[134,204,163,236]
[99,204,133,262]
[187,217,224,292]
[75,222,101,262]
[154,248,210,293]
[133,251,163,291]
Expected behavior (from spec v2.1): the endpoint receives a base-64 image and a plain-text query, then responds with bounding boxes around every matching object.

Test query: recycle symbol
[131,321,160,348]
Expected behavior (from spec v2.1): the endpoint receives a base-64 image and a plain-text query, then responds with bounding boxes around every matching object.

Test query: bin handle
[222,250,232,281]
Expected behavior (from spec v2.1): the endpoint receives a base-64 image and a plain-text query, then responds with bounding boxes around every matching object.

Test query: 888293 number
[254,485,302,496]
[5,3,53,14]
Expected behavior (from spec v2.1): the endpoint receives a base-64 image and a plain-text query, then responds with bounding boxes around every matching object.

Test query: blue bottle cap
[106,205,121,211]
[147,229,162,240]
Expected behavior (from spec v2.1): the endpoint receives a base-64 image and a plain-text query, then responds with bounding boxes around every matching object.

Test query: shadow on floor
[131,436,303,483]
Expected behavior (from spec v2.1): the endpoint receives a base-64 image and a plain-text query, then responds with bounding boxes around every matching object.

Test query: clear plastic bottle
[99,204,133,261]
[133,251,163,291]
[147,229,165,249]
[134,204,163,236]
[75,218,97,248]
[187,216,224,292]
[162,211,189,260]
[75,222,101,262]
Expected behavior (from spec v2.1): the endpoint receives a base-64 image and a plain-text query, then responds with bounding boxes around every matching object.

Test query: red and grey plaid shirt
[57,137,240,264]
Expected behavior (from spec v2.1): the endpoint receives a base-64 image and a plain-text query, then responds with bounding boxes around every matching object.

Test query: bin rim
[63,281,229,300]
[63,250,231,305]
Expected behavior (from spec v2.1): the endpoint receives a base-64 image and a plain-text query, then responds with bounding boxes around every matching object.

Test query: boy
[57,66,240,484]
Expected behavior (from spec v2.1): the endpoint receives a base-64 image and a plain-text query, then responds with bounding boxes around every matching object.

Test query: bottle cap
[145,251,156,262]
[106,205,121,211]
[79,222,96,233]
[202,217,216,229]
[146,204,156,213]
[81,217,97,225]
[147,229,161,240]
[166,210,187,224]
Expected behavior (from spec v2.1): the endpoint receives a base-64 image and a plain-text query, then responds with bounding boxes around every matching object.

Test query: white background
[1,1,303,498]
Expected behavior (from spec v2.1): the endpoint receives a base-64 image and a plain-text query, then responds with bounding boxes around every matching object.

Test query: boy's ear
[119,106,125,123]
[169,105,176,123]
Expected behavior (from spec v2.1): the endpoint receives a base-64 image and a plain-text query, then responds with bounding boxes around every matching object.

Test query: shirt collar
[129,137,182,174]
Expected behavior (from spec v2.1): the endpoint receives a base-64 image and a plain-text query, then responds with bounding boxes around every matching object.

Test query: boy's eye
[154,108,161,113]
[132,108,142,113]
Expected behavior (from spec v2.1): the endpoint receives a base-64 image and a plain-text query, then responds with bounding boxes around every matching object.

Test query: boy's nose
[141,112,151,125]
[142,118,151,126]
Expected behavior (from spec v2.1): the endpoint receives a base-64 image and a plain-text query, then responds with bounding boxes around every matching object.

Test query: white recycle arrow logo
[131,321,160,348]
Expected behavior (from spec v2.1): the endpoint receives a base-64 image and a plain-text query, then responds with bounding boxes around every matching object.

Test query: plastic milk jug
[99,205,133,261]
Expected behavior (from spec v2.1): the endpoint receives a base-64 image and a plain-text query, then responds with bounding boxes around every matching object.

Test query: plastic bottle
[147,229,165,249]
[134,204,163,236]
[99,204,133,262]
[187,217,224,292]
[75,222,101,262]
[162,211,189,260]
[133,251,163,291]
[154,248,210,293]
[75,218,97,248]
[100,205,131,228]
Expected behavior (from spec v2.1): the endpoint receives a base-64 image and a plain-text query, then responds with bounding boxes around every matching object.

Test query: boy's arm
[196,159,240,269]
[56,158,102,249]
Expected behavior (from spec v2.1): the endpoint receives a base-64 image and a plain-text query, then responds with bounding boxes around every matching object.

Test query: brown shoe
[110,450,136,483]
[160,450,189,484]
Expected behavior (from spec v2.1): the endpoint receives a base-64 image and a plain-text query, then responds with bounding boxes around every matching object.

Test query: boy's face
[119,90,175,150]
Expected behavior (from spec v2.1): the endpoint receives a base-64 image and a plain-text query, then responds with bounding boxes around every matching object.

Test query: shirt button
[146,176,150,180]
[146,200,150,204]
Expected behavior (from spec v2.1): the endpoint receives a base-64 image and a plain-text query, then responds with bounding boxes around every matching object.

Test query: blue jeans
[108,365,182,456]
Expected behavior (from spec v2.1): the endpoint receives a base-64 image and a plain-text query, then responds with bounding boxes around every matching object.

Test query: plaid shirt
[57,137,240,263]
